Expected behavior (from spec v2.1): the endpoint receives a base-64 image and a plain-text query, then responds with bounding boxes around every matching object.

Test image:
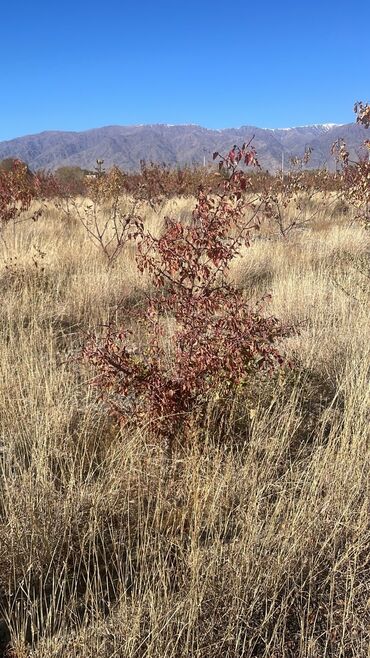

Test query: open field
[0,195,369,657]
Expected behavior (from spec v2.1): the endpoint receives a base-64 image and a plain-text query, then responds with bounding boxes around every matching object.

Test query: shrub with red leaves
[83,143,289,445]
[0,160,38,232]
[331,102,370,228]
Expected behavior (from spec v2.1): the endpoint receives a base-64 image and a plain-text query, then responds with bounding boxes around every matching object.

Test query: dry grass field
[0,195,369,657]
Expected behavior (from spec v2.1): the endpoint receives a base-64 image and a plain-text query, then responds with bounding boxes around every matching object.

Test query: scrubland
[0,194,369,657]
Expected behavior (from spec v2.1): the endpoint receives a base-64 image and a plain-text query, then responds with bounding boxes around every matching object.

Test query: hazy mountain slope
[0,122,367,172]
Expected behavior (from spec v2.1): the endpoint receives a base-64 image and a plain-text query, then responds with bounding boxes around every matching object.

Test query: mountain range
[0,122,368,172]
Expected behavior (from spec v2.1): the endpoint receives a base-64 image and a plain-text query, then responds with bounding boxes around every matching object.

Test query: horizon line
[0,121,355,143]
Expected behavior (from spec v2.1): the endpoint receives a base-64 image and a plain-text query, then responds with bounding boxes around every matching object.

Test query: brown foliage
[83,143,289,443]
[354,100,370,129]
[332,102,370,228]
[0,160,40,235]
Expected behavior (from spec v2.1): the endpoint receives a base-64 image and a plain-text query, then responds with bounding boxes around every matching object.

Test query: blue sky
[1,0,369,140]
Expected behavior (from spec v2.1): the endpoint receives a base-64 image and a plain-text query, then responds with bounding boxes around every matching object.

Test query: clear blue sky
[1,0,368,140]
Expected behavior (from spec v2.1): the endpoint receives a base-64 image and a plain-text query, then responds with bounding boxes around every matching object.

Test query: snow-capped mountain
[0,122,367,172]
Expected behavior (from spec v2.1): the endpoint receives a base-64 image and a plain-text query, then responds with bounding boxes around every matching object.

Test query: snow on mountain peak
[269,123,344,132]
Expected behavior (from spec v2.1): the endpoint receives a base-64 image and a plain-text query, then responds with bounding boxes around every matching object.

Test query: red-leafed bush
[331,102,370,228]
[83,143,289,446]
[354,101,370,129]
[0,160,38,233]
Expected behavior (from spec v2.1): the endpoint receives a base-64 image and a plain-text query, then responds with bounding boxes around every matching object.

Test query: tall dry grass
[0,196,369,657]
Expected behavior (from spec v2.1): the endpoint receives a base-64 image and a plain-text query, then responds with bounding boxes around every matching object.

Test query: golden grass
[0,197,369,657]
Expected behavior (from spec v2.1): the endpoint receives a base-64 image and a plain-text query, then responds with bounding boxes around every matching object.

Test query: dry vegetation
[0,189,369,658]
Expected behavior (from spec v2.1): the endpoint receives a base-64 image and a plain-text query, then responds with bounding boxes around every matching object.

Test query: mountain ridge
[0,122,367,172]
